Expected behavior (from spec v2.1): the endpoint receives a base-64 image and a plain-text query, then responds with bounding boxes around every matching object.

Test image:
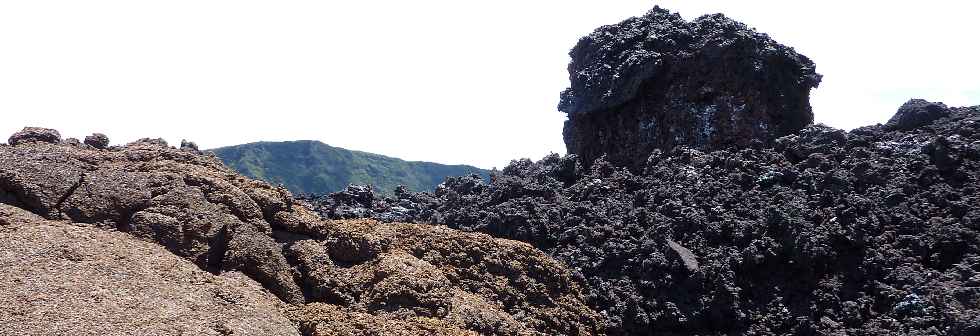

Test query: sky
[1,1,977,169]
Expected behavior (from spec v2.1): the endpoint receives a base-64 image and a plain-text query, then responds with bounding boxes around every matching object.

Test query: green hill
[210,140,488,195]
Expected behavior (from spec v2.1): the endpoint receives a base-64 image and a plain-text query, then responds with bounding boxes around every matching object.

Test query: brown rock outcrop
[0,129,603,335]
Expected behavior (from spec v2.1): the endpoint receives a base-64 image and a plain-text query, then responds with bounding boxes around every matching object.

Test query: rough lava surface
[559,7,821,170]
[0,130,603,336]
[310,101,980,336]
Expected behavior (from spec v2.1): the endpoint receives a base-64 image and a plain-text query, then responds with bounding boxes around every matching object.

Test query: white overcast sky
[1,1,977,169]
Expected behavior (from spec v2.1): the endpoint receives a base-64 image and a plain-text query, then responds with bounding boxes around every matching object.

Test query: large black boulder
[559,7,821,169]
[8,127,62,146]
[886,98,951,131]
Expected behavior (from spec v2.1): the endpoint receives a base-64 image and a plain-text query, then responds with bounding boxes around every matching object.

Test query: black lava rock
[303,184,440,223]
[84,133,110,149]
[8,127,62,146]
[886,99,951,131]
[559,7,821,170]
[305,104,980,335]
[180,139,200,152]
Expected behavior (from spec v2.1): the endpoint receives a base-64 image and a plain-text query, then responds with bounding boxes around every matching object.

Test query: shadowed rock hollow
[559,6,821,170]
[0,130,603,335]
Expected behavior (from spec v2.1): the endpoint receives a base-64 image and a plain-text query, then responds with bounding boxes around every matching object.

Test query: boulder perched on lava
[83,133,110,149]
[7,127,62,146]
[0,129,603,335]
[886,98,951,131]
[559,7,822,169]
[310,103,980,336]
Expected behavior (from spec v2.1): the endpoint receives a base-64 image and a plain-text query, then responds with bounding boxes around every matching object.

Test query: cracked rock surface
[309,102,980,335]
[0,129,602,336]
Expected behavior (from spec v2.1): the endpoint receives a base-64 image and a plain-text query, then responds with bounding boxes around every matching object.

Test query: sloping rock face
[0,129,602,335]
[0,204,301,336]
[559,7,821,170]
[309,102,980,335]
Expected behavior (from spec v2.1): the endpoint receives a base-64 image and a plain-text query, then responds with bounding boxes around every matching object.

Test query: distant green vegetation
[211,140,488,195]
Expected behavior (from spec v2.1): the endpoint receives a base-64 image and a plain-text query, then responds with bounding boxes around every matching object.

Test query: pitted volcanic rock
[559,7,821,170]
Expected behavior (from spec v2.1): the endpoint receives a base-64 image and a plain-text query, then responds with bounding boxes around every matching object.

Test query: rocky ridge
[0,130,602,335]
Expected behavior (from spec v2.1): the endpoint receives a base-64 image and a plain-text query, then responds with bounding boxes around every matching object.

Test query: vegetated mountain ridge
[211,140,489,195]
